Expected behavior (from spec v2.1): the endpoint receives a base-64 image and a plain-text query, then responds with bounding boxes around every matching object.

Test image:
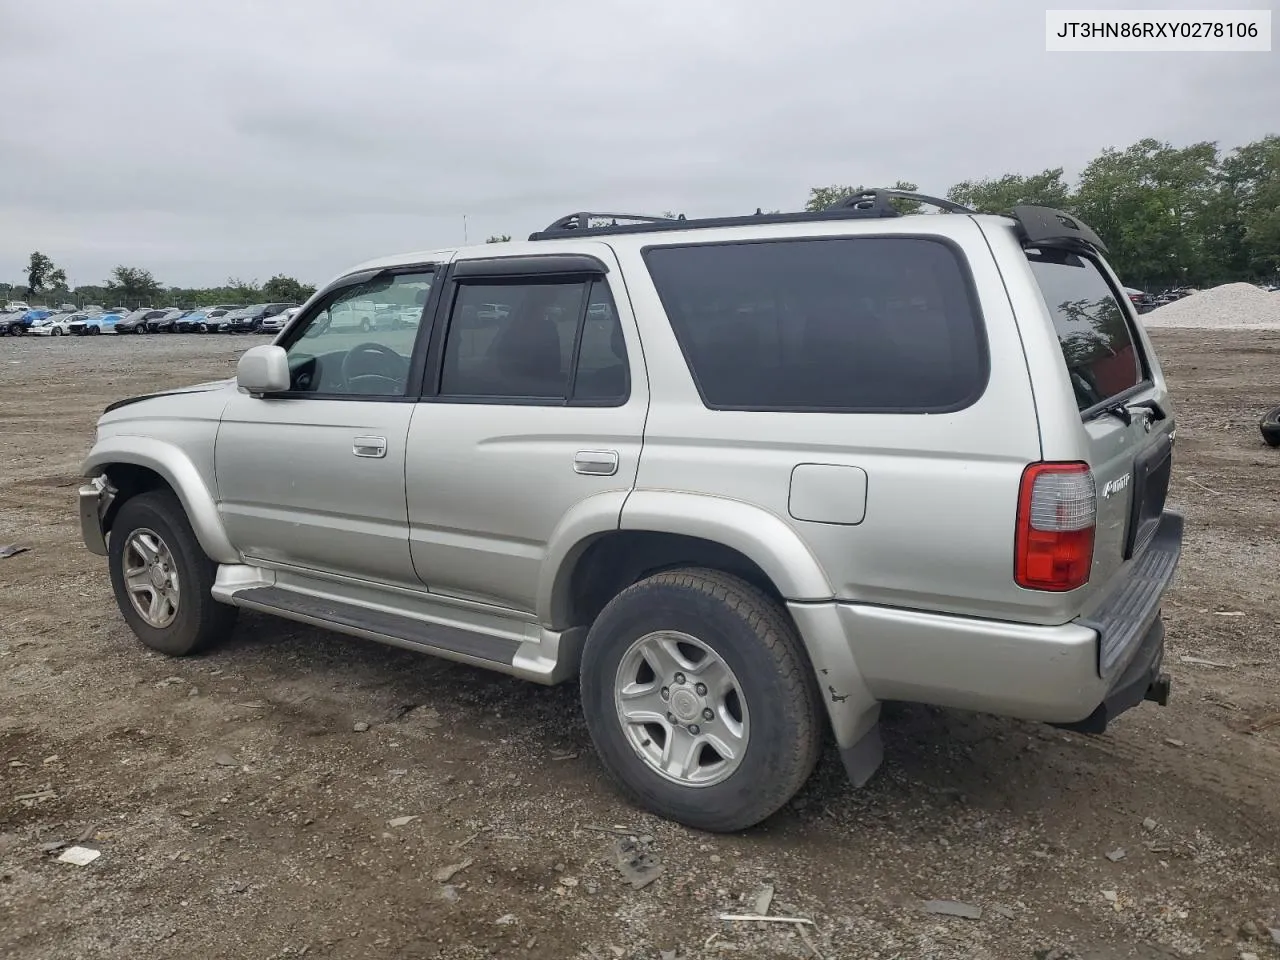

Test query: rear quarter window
[1026,249,1146,412]
[643,237,988,412]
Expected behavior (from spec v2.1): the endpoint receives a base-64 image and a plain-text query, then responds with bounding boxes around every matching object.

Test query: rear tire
[107,491,238,656]
[579,568,824,833]
[1261,404,1280,448]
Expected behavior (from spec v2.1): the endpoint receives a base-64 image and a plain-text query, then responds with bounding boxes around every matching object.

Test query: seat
[488,292,567,396]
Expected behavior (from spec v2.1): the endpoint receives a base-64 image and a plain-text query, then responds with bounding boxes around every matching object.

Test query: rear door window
[1025,249,1146,413]
[643,237,987,412]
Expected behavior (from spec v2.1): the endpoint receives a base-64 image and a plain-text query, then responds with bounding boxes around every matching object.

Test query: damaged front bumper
[78,474,116,556]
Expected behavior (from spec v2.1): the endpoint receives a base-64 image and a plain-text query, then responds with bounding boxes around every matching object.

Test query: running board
[235,586,521,663]
[215,569,583,684]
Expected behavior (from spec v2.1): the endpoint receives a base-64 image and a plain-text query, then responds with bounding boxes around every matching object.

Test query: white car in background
[29,313,84,336]
[259,306,299,334]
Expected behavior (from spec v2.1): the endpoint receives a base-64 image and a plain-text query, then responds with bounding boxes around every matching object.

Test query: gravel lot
[2,330,1279,960]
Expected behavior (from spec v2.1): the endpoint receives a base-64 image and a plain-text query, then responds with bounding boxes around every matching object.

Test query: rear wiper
[1097,397,1166,426]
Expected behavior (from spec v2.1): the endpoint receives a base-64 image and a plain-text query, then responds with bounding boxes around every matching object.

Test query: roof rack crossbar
[538,211,681,234]
[825,189,976,216]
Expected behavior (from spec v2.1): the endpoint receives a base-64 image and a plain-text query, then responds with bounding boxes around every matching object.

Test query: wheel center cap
[669,688,701,723]
[149,564,167,589]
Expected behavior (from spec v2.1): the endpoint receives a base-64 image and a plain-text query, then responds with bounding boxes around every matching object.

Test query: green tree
[24,251,67,300]
[224,277,262,303]
[1217,135,1280,277]
[804,180,922,214]
[105,265,162,305]
[1072,139,1219,289]
[485,234,512,243]
[261,274,316,302]
[946,168,1072,213]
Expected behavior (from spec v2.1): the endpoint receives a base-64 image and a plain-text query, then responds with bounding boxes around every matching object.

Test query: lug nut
[660,687,670,700]
[674,673,686,684]
[702,708,714,721]
[688,724,700,735]
[695,683,707,695]
[666,713,676,723]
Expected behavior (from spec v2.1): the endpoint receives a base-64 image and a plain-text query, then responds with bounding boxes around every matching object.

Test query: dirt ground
[2,329,1279,960]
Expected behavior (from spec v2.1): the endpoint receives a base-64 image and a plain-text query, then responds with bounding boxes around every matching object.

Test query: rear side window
[438,278,629,405]
[643,237,987,412]
[1026,249,1145,412]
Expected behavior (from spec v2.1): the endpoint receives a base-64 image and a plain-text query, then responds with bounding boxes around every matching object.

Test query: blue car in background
[174,310,207,333]
[69,311,124,335]
[1,308,54,335]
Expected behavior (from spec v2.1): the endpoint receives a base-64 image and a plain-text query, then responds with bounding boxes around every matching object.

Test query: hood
[101,377,237,418]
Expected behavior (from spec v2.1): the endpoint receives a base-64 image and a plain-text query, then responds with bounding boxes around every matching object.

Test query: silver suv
[79,191,1182,832]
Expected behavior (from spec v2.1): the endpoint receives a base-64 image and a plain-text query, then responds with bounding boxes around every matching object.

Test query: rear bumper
[1053,617,1168,733]
[791,510,1183,729]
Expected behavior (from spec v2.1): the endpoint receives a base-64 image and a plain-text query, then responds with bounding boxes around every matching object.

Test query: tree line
[806,136,1279,290]
[5,135,1276,305]
[1,262,317,311]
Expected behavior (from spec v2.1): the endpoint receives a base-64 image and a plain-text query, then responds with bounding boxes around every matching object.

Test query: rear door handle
[574,449,619,476]
[353,436,387,458]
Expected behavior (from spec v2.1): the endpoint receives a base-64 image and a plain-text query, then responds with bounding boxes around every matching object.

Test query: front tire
[108,491,238,656]
[51,327,62,337]
[1262,404,1280,448]
[580,568,823,832]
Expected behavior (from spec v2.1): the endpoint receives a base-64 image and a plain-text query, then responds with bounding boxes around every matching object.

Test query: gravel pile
[1143,282,1280,329]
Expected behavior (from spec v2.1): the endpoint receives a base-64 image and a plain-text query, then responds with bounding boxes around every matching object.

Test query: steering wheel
[341,341,407,394]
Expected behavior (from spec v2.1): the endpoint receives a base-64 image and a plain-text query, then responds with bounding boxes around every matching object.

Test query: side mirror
[237,344,290,395]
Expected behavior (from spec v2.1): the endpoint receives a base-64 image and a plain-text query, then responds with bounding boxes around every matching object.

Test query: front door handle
[353,436,387,458]
[574,449,619,476]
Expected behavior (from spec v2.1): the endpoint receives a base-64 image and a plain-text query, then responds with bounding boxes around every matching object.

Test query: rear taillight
[1015,462,1096,592]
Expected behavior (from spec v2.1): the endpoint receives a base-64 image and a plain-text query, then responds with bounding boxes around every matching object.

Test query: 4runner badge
[1101,475,1131,499]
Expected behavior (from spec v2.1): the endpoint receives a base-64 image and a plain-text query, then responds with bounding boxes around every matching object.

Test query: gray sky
[0,0,1276,289]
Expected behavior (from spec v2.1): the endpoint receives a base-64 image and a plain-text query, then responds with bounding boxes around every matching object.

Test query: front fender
[619,491,834,600]
[81,436,239,564]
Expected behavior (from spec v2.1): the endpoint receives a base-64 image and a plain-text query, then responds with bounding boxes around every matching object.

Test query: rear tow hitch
[1145,672,1172,707]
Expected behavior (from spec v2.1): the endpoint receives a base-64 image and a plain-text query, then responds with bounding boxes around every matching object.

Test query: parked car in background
[175,311,208,333]
[70,311,123,335]
[201,307,244,333]
[2,301,31,314]
[2,307,55,335]
[228,302,296,333]
[106,306,128,315]
[259,306,299,334]
[30,313,86,336]
[116,309,168,334]
[81,305,105,315]
[1123,287,1158,315]
[145,308,188,333]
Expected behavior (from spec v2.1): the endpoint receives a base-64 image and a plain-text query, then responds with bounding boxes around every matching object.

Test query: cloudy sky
[0,0,1275,289]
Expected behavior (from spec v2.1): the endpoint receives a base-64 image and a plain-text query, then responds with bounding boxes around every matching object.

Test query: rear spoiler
[1008,205,1109,255]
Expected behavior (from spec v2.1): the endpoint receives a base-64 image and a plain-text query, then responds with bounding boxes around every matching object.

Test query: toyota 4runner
[79,191,1182,832]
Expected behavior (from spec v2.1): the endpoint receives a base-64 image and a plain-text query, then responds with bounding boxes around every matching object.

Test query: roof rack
[527,189,976,241]
[825,189,976,216]
[537,212,684,233]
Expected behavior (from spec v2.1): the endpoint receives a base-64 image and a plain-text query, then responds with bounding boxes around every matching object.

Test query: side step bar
[232,585,521,665]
